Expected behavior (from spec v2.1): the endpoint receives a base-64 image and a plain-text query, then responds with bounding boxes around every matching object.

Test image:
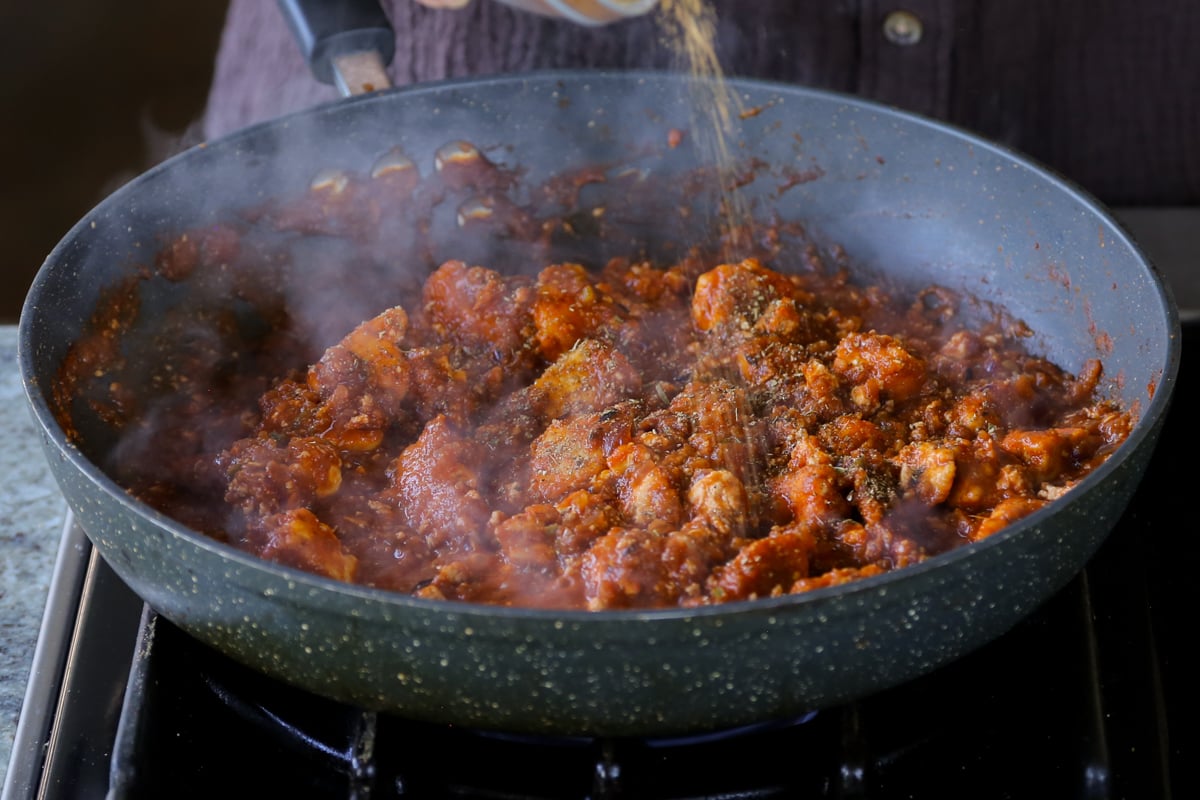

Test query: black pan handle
[278,0,396,96]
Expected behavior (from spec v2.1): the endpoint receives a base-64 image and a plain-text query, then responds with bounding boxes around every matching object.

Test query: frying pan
[18,35,1179,736]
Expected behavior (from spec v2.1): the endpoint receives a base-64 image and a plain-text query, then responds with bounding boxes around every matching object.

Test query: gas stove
[4,325,1194,799]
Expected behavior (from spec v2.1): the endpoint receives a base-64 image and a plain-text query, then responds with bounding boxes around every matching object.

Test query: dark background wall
[0,2,230,323]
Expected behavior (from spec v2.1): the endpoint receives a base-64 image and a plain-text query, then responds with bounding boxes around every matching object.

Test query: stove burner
[455,712,823,799]
[120,613,832,798]
[469,710,820,750]
[102,559,1162,800]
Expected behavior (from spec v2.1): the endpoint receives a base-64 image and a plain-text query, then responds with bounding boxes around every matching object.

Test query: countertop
[0,325,68,789]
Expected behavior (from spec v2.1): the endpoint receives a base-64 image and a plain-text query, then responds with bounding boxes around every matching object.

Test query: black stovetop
[5,325,1196,800]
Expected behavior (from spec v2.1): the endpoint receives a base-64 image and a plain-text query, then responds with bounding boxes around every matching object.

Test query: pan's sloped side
[19,71,1180,737]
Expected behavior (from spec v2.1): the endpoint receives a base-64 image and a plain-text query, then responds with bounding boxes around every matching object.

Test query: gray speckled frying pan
[18,68,1180,737]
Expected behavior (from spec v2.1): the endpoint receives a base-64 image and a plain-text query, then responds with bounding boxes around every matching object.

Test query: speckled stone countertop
[0,325,68,788]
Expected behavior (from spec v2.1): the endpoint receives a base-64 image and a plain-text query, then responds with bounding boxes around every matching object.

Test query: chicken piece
[831,331,927,403]
[668,378,764,484]
[770,417,833,471]
[386,415,493,557]
[478,348,639,512]
[420,260,537,369]
[686,469,750,537]
[224,435,343,518]
[250,311,411,455]
[842,452,900,526]
[257,379,330,439]
[758,358,846,426]
[304,303,493,439]
[256,508,357,583]
[308,305,410,415]
[734,338,809,388]
[899,435,1005,513]
[334,505,436,593]
[529,402,638,501]
[897,441,958,506]
[309,383,391,454]
[554,489,621,561]
[600,257,691,305]
[1065,358,1104,406]
[596,260,698,383]
[493,504,561,574]
[662,520,733,603]
[690,258,799,336]
[399,343,475,425]
[710,528,816,602]
[414,551,512,604]
[796,359,847,422]
[945,435,1003,512]
[251,312,414,456]
[790,563,886,594]
[608,441,684,529]
[819,416,890,457]
[580,527,673,609]
[970,496,1048,541]
[829,507,939,570]
[945,390,1004,438]
[770,463,852,528]
[532,338,642,420]
[533,263,625,361]
[1000,426,1095,483]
